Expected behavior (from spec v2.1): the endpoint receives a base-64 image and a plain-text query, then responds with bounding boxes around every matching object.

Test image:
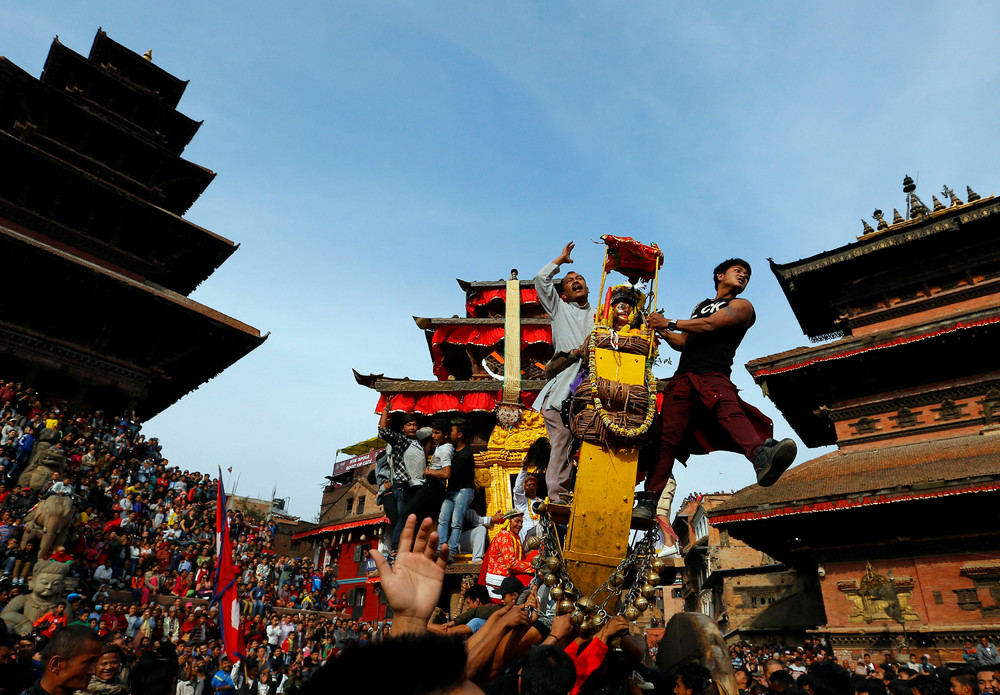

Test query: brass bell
[577,596,596,614]
[557,599,574,615]
[634,596,649,612]
[569,610,585,626]
[550,585,565,601]
[525,536,541,551]
[641,584,657,599]
[609,571,626,588]
[531,555,545,570]
[545,555,562,572]
[578,618,592,633]
[543,573,559,587]
[644,569,660,585]
[591,612,607,628]
[623,604,641,621]
[650,558,667,574]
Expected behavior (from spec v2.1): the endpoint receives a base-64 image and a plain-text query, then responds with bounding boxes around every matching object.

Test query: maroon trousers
[645,372,771,494]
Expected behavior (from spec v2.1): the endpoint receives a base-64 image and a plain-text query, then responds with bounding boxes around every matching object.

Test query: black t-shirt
[448,446,474,492]
[676,297,755,377]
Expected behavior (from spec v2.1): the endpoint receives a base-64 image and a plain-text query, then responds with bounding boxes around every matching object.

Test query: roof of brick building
[709,432,1000,524]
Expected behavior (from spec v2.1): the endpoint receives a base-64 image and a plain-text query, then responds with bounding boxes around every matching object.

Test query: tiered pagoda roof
[0,30,265,417]
[355,277,554,416]
[711,177,1000,562]
[748,183,1000,448]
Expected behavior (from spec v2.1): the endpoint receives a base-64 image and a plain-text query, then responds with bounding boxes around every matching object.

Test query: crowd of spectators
[727,637,1000,695]
[3,379,1000,695]
[0,379,391,694]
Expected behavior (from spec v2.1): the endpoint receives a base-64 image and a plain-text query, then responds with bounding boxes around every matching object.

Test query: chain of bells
[526,508,669,645]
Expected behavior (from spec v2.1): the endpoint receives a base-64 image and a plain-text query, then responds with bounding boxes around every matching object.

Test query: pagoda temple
[710,178,1000,661]
[0,30,265,416]
[354,275,555,541]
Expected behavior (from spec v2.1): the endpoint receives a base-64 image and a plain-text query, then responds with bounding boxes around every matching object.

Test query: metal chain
[532,510,664,625]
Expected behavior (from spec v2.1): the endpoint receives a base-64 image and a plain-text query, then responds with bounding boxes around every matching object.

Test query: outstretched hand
[371,514,449,636]
[554,242,575,266]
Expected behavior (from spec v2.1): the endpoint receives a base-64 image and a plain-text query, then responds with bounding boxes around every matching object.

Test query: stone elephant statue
[21,494,76,559]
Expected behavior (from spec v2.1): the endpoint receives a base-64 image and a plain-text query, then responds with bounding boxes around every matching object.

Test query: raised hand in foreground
[370,514,449,636]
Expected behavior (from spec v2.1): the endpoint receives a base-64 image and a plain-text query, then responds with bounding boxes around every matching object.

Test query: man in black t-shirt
[437,417,476,561]
[636,258,797,523]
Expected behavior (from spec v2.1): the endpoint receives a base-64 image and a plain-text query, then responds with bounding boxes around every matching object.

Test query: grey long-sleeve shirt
[533,261,596,411]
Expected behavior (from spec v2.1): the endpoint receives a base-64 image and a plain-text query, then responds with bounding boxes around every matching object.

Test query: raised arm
[535,242,575,315]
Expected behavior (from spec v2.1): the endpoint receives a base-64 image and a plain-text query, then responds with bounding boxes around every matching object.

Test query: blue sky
[3,3,999,518]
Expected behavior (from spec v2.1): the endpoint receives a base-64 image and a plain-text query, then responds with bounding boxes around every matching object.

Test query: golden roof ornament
[967,185,981,202]
[932,196,945,212]
[892,208,904,224]
[142,49,153,62]
[861,219,875,235]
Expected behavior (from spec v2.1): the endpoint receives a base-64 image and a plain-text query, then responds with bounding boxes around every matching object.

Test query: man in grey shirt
[534,241,596,503]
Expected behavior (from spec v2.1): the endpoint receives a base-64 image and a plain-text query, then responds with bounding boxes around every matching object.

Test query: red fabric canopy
[600,235,663,281]
[376,390,538,414]
[293,515,389,540]
[430,325,551,379]
[465,288,539,317]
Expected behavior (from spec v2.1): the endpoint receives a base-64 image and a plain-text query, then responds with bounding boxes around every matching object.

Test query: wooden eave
[745,306,1000,446]
[770,196,1000,339]
[353,374,546,393]
[707,435,1000,565]
[0,58,213,215]
[457,278,538,291]
[0,132,234,294]
[413,316,551,330]
[41,39,201,154]
[88,29,188,108]
[0,222,266,417]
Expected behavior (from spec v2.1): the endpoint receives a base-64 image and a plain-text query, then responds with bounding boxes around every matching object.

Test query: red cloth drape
[600,235,663,280]
[465,288,539,316]
[430,325,551,379]
[375,390,538,414]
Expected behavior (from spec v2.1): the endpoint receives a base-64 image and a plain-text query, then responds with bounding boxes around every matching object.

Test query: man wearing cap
[377,405,427,552]
[480,510,533,603]
[638,258,797,523]
[512,468,543,542]
[534,241,597,503]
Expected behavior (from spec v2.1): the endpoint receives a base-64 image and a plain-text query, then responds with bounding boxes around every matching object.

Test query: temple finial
[873,209,889,230]
[967,185,981,202]
[861,219,875,235]
[142,49,153,62]
[892,208,904,224]
[903,174,928,218]
[942,185,963,207]
[932,196,945,212]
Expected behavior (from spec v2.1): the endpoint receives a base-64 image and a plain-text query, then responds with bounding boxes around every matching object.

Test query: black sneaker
[753,438,797,487]
[633,491,658,520]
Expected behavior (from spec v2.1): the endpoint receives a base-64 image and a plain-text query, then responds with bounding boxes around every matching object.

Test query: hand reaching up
[370,514,449,636]
[554,242,575,266]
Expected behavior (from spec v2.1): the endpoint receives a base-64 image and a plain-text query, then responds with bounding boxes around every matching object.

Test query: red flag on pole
[214,469,246,663]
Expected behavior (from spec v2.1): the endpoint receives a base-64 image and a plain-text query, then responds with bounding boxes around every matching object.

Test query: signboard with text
[332,448,384,477]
